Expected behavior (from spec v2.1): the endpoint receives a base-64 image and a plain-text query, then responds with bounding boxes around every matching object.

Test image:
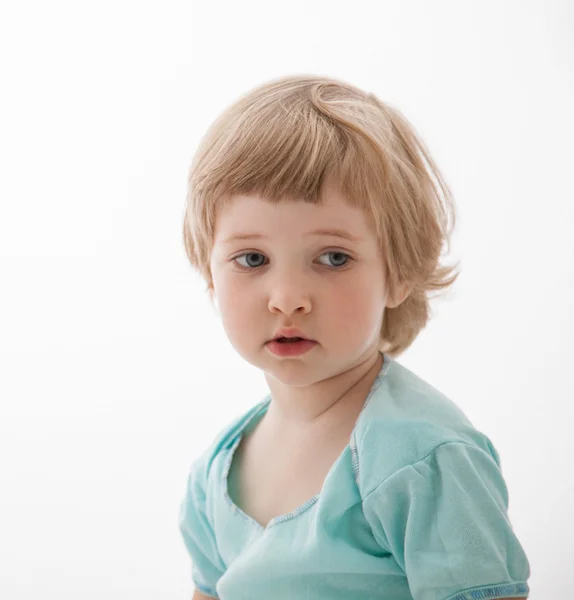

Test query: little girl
[178,74,530,600]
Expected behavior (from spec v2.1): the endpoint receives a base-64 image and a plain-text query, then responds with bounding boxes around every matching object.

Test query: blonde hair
[183,74,459,356]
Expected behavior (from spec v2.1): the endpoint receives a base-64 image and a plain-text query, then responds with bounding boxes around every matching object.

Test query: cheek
[215,276,255,330]
[328,277,385,330]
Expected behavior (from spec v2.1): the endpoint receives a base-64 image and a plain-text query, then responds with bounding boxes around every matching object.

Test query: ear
[206,282,217,307]
[385,281,412,309]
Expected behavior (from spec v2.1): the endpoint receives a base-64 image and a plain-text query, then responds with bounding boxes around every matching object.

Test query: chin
[261,349,326,383]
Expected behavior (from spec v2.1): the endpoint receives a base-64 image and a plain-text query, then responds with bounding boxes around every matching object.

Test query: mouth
[266,336,317,356]
[268,327,316,345]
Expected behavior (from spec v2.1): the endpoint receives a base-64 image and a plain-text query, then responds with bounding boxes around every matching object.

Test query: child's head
[183,74,459,362]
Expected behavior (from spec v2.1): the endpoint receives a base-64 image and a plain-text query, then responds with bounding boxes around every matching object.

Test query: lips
[266,337,317,356]
[270,327,312,342]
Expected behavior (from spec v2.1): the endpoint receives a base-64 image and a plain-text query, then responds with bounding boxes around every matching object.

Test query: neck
[262,350,383,435]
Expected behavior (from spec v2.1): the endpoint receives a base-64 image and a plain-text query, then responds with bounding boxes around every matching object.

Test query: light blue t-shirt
[178,352,530,600]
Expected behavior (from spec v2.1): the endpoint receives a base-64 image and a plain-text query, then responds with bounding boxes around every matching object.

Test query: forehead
[214,188,375,243]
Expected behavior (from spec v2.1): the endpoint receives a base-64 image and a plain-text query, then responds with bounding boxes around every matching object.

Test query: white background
[1,0,572,598]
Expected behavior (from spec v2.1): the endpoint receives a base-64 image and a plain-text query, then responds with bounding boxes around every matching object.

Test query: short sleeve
[363,441,530,600]
[178,457,225,598]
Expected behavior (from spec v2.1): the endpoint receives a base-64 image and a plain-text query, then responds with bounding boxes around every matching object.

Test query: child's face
[209,180,394,384]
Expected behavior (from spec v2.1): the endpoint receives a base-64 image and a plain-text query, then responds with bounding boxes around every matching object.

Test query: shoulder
[354,355,502,497]
[188,395,271,486]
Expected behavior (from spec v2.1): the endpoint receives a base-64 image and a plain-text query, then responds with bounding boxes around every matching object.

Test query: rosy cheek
[332,285,363,310]
[341,285,381,319]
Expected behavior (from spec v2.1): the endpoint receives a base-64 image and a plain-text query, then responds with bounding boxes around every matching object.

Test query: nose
[267,276,312,316]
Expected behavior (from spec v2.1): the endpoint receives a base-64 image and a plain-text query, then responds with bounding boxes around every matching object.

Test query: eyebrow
[221,228,363,244]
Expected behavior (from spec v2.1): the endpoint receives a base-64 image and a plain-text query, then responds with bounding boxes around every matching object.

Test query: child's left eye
[317,251,352,268]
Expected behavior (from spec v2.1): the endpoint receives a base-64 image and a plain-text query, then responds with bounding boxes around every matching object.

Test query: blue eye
[235,252,267,269]
[233,251,352,270]
[318,251,350,268]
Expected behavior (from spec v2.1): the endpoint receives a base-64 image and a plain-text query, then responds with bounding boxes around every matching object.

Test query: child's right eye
[233,252,267,270]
